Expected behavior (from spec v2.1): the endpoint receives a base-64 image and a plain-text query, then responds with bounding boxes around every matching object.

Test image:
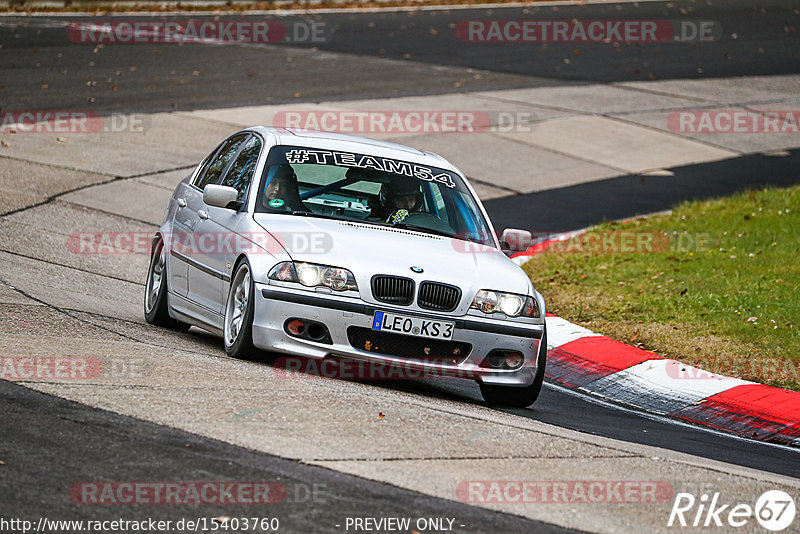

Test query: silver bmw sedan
[145,127,547,407]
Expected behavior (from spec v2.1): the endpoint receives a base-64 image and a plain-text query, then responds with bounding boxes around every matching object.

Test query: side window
[195,134,248,190]
[191,141,224,188]
[220,135,262,203]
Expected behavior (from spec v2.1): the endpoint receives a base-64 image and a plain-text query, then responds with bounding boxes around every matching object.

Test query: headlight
[471,290,539,318]
[268,261,358,292]
[297,263,322,286]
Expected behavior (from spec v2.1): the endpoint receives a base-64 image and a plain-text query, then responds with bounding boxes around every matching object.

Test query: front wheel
[224,260,257,359]
[144,237,191,332]
[480,330,547,408]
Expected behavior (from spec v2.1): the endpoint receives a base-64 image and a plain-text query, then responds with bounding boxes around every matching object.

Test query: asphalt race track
[1,0,798,112]
[1,0,800,532]
[1,380,570,533]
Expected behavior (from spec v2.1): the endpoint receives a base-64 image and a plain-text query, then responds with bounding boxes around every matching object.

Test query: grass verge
[523,185,800,391]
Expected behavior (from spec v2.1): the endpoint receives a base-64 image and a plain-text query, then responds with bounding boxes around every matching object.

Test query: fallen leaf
[41,83,49,89]
[378,412,385,419]
[0,140,9,147]
[651,271,664,279]
[56,137,66,142]
[747,317,758,322]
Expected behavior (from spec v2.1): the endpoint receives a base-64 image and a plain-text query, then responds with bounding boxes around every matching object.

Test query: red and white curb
[515,236,800,446]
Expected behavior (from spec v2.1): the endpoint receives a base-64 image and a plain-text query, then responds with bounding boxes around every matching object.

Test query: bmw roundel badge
[410,266,424,273]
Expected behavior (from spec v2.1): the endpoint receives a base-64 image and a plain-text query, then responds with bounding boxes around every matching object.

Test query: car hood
[253,214,533,306]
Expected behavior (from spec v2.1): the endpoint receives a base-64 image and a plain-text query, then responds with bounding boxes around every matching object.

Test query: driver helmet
[381,178,424,212]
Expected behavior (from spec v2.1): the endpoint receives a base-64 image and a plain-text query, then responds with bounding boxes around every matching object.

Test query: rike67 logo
[668,490,796,531]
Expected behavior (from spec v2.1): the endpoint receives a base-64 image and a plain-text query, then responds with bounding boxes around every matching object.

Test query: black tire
[223,259,258,359]
[144,237,191,332]
[480,330,547,408]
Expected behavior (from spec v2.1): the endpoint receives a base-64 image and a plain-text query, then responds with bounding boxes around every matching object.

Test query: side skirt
[168,291,224,336]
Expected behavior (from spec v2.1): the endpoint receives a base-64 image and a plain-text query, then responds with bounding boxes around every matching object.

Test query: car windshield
[255,145,496,246]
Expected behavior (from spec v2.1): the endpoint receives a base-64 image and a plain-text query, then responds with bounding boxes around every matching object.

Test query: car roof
[244,126,460,174]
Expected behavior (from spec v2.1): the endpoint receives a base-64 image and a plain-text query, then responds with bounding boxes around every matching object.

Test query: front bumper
[252,284,544,386]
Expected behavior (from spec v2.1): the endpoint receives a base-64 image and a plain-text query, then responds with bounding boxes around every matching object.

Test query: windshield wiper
[290,212,468,241]
[291,210,343,221]
[390,222,457,239]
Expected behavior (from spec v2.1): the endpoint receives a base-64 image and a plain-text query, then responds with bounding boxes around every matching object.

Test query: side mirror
[500,228,532,254]
[203,184,240,210]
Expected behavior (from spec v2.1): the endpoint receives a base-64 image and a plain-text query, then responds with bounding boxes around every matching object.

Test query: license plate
[372,311,454,340]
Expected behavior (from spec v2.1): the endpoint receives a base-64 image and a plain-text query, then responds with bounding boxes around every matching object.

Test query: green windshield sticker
[268,199,285,208]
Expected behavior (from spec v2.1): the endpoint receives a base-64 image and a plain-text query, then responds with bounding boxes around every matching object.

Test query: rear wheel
[480,330,547,408]
[224,260,257,359]
[144,237,191,332]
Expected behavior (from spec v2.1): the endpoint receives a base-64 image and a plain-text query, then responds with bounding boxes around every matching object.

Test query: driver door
[193,134,263,313]
[184,133,248,313]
